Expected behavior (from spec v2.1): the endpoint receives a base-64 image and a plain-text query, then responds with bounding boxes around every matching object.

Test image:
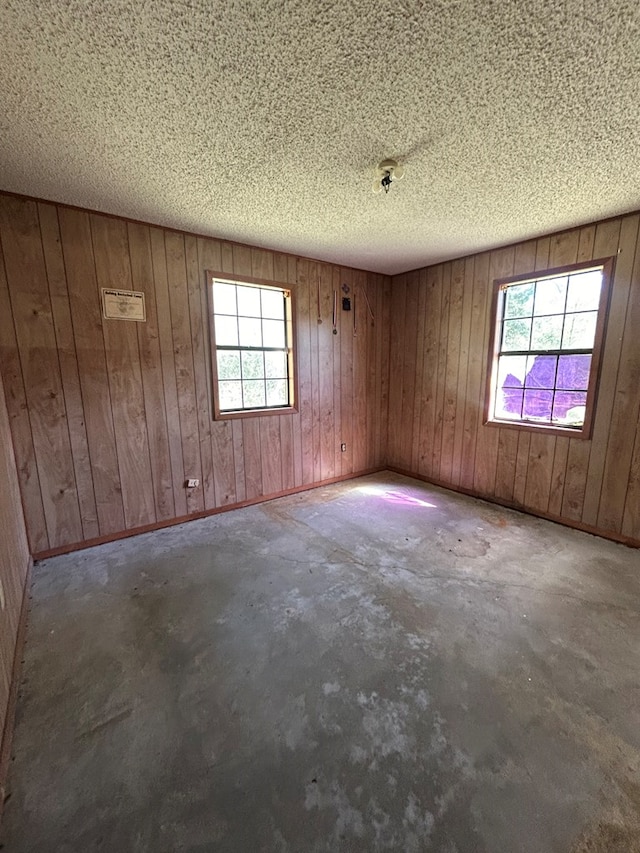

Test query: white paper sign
[102,289,146,322]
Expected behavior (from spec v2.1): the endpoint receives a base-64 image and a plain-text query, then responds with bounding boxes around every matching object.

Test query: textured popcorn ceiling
[1,1,640,275]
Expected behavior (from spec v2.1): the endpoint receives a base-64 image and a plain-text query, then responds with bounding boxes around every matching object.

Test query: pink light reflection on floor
[357,485,437,508]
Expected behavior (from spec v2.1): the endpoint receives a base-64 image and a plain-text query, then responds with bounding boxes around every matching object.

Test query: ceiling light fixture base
[373,158,405,194]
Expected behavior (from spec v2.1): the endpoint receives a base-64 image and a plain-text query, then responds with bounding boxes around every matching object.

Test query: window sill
[214,405,298,422]
[484,418,591,440]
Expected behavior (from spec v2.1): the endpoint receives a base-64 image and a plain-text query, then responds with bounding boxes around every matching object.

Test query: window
[207,272,296,419]
[485,258,614,438]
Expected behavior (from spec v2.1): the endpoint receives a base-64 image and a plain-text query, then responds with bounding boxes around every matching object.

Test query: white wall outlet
[186,478,200,488]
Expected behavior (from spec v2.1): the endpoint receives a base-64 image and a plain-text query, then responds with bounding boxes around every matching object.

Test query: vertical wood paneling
[622,419,640,541]
[150,227,188,517]
[440,259,464,483]
[297,259,314,484]
[0,198,83,547]
[0,369,31,776]
[242,418,263,500]
[387,274,406,467]
[433,265,450,479]
[186,234,216,510]
[378,275,391,468]
[450,259,474,487]
[165,231,204,516]
[39,202,100,540]
[474,247,514,496]
[595,215,640,531]
[331,267,343,476]
[277,253,298,491]
[458,254,487,491]
[580,218,626,526]
[419,265,443,479]
[411,271,427,473]
[90,214,156,529]
[318,264,335,479]
[8,189,638,551]
[399,272,419,468]
[388,212,640,546]
[353,270,368,474]
[57,208,125,535]
[339,267,354,475]
[127,222,175,522]
[0,230,48,552]
[561,224,598,519]
[1,195,389,554]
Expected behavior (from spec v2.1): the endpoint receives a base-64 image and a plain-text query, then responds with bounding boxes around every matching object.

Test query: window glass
[237,285,262,318]
[210,276,294,416]
[488,261,609,435]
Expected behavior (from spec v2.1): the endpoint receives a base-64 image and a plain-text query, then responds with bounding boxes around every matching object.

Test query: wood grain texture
[388,213,640,546]
[0,369,31,788]
[0,194,389,552]
[0,197,83,547]
[39,202,100,540]
[57,207,125,536]
[0,230,48,553]
[3,189,637,550]
[91,214,156,529]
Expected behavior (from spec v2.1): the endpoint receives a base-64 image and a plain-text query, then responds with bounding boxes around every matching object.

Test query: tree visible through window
[207,273,295,418]
[485,258,613,438]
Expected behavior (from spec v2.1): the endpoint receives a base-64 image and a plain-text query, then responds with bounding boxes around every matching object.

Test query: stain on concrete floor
[2,473,640,852]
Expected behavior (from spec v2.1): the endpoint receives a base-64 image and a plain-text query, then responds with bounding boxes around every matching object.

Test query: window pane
[237,285,261,317]
[562,312,597,349]
[495,388,523,420]
[241,350,264,379]
[217,350,241,380]
[534,277,567,315]
[523,389,553,421]
[497,355,527,388]
[213,282,237,315]
[556,354,591,390]
[243,380,266,408]
[238,317,262,347]
[566,271,601,312]
[524,355,557,389]
[215,314,238,346]
[219,380,242,410]
[265,351,287,378]
[502,318,531,351]
[261,289,285,320]
[266,378,288,406]
[504,283,534,318]
[552,391,587,426]
[531,315,562,350]
[263,319,285,348]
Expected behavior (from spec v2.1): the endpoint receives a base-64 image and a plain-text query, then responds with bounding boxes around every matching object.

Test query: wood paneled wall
[388,214,640,546]
[0,369,31,786]
[0,194,391,555]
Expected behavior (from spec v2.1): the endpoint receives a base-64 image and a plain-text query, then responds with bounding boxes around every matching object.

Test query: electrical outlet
[340,443,347,452]
[186,478,200,488]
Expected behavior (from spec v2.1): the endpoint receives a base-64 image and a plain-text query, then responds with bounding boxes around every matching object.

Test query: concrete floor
[2,472,640,852]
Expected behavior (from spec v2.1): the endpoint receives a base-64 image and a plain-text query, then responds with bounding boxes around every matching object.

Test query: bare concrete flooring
[2,472,640,852]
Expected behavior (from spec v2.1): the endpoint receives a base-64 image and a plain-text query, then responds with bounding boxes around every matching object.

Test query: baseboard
[33,468,386,560]
[387,466,640,550]
[0,556,33,821]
